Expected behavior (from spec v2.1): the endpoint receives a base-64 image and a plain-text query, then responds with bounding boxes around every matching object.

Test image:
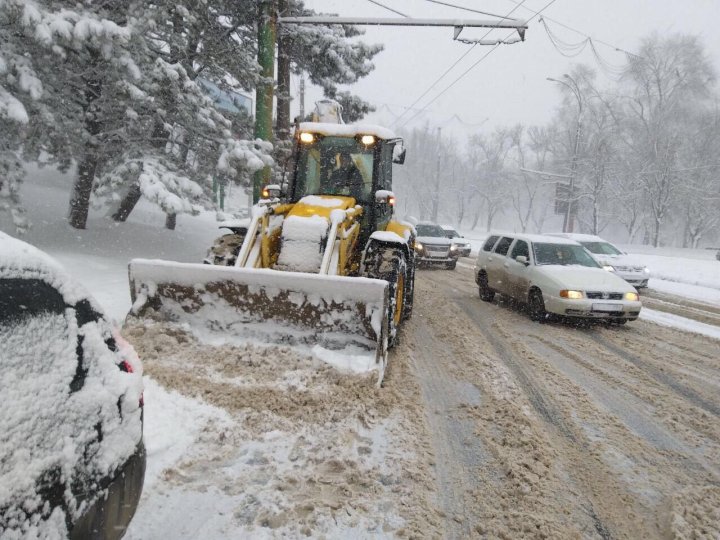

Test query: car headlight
[450,244,458,251]
[560,290,584,299]
[643,267,650,274]
[602,265,615,272]
[624,292,639,301]
[415,242,423,251]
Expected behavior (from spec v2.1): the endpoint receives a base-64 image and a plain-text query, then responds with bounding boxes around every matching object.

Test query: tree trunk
[275,0,291,141]
[165,213,176,230]
[111,183,142,222]
[68,69,102,230]
[111,118,168,222]
[652,218,661,247]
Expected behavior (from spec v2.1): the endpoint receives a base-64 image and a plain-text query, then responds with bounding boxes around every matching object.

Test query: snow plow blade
[127,259,390,383]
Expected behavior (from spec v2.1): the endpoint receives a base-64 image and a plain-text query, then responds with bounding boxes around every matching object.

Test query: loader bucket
[127,259,390,384]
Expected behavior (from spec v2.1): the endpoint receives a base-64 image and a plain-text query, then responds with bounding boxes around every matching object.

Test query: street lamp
[547,75,583,233]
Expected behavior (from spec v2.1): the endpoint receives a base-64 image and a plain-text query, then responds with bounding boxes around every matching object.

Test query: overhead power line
[500,0,641,58]
[397,0,559,130]
[366,0,408,18]
[421,0,520,21]
[391,0,529,128]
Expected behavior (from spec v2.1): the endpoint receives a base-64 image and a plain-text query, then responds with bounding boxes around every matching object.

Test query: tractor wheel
[402,258,415,321]
[478,272,495,302]
[362,244,408,348]
[205,233,245,266]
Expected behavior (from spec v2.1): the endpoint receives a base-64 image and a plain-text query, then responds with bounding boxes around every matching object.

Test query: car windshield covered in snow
[442,227,460,238]
[416,224,447,237]
[293,136,375,202]
[533,243,601,267]
[578,241,623,256]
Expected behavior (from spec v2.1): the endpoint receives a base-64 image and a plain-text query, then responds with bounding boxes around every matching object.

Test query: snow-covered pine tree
[274,0,382,181]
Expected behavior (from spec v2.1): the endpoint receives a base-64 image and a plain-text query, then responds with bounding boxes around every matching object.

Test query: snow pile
[370,231,405,244]
[122,324,435,539]
[0,234,143,536]
[275,215,328,273]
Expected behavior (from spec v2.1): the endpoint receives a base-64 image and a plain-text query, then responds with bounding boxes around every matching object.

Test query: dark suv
[0,233,145,539]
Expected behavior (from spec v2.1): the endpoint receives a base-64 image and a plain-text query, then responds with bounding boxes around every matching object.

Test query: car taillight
[120,360,144,407]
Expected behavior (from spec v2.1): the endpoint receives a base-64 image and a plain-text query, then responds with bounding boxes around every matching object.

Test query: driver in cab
[328,152,364,200]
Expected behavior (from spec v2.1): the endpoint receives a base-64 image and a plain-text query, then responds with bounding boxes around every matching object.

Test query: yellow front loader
[128,119,415,384]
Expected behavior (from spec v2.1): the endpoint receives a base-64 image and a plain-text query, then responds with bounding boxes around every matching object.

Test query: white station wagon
[474,233,642,324]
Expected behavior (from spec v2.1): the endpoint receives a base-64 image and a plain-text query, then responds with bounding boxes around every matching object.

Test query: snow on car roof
[487,231,581,245]
[298,122,398,140]
[546,232,606,242]
[0,231,92,305]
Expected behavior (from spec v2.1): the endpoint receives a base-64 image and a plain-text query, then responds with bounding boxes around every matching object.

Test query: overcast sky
[295,0,720,142]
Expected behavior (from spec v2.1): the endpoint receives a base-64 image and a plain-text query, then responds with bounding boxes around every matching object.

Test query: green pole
[253,0,276,203]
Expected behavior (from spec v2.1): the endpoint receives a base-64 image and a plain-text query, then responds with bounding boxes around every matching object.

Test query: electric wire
[500,0,640,58]
[391,0,529,127]
[540,18,626,78]
[421,0,520,21]
[396,0,559,130]
[366,0,408,17]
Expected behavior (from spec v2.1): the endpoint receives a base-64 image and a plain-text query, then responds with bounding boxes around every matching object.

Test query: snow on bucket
[127,259,390,384]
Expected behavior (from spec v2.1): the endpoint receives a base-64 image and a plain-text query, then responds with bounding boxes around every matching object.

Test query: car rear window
[0,278,66,324]
[494,237,514,256]
[482,236,499,251]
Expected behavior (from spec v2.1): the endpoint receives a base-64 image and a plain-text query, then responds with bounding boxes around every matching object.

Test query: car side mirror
[392,143,406,164]
[516,255,529,265]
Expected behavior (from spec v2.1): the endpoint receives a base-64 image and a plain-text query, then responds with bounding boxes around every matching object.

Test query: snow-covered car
[474,233,642,323]
[0,233,145,539]
[440,225,472,257]
[414,222,460,269]
[548,233,651,288]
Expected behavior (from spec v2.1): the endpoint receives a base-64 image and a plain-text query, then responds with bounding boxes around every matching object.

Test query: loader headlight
[360,135,376,145]
[299,132,315,143]
[624,292,639,301]
[602,265,615,272]
[560,290,584,299]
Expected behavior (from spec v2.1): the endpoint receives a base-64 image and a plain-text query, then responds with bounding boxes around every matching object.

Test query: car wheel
[612,318,628,325]
[528,290,547,322]
[446,260,457,270]
[478,272,495,302]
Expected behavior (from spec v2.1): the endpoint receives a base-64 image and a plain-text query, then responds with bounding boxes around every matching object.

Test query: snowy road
[121,260,720,538]
[403,265,720,538]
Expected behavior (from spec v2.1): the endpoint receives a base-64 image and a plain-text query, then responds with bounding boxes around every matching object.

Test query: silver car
[549,233,651,288]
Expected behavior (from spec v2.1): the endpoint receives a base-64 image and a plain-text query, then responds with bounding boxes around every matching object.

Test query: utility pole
[431,127,442,222]
[299,77,305,119]
[547,75,582,233]
[253,0,277,204]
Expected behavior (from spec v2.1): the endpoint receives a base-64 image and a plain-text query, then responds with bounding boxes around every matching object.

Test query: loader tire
[362,244,408,348]
[206,233,245,266]
[402,259,415,321]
